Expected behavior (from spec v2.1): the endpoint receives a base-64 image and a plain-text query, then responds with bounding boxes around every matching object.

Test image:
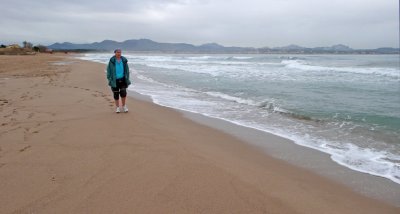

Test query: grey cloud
[0,0,398,48]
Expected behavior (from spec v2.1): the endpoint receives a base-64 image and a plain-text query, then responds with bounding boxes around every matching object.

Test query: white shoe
[116,107,121,113]
[123,105,128,113]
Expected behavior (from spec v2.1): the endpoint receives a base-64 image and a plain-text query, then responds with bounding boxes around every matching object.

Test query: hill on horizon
[47,39,399,54]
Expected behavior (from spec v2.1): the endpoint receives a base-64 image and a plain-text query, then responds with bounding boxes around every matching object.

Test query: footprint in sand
[19,145,31,152]
[20,93,28,100]
[0,99,8,105]
[28,112,35,119]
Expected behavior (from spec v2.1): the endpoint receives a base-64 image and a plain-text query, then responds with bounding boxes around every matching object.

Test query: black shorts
[111,78,127,100]
[111,78,127,91]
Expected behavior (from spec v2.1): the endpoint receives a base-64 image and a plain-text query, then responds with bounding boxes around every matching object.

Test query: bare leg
[114,99,119,107]
[121,97,126,106]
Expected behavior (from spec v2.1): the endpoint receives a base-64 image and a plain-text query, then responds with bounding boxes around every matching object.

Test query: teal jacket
[106,56,131,88]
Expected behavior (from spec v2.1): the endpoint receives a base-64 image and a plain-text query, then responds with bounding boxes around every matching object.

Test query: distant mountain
[274,44,308,50]
[371,47,400,54]
[48,39,255,53]
[314,44,353,52]
[48,39,399,54]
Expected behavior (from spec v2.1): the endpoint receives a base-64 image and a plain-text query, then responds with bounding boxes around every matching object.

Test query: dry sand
[0,54,398,214]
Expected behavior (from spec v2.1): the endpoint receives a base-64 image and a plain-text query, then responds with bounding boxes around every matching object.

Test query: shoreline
[122,54,400,205]
[178,103,400,205]
[83,52,400,187]
[131,90,400,206]
[0,54,398,213]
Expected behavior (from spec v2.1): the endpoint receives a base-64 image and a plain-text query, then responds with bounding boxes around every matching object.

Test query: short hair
[114,49,122,53]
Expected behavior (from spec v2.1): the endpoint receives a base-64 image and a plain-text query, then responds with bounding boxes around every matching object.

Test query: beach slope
[0,54,398,213]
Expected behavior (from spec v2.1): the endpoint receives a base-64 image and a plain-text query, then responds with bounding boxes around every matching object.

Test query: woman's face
[115,50,121,58]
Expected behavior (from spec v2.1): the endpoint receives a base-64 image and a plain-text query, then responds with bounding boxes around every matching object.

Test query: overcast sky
[1,0,398,48]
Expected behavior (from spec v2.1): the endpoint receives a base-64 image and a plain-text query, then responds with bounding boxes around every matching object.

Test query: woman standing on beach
[106,49,131,113]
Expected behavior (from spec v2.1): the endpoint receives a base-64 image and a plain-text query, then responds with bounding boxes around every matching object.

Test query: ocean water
[79,53,400,184]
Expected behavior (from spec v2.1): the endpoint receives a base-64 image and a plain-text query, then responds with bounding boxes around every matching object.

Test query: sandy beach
[0,54,398,214]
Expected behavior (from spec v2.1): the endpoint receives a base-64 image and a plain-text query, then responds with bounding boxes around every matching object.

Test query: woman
[106,49,131,113]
